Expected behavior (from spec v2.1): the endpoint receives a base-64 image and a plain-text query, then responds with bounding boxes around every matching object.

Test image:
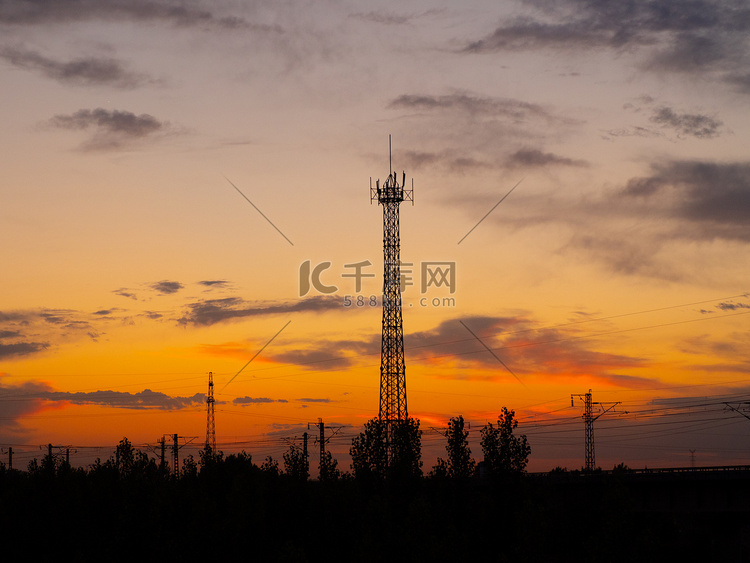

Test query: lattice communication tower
[370,138,414,437]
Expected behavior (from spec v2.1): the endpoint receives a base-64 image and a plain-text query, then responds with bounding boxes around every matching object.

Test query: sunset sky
[2,0,750,473]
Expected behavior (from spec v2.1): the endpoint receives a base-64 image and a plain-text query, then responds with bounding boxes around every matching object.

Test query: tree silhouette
[260,455,280,476]
[350,417,422,480]
[198,446,224,476]
[318,450,340,481]
[115,437,135,476]
[435,415,475,478]
[182,454,198,479]
[390,417,423,479]
[350,418,387,479]
[480,407,530,475]
[283,443,309,481]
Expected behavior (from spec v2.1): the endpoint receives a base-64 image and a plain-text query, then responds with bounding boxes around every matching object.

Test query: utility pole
[173,433,179,477]
[205,371,216,454]
[371,135,414,463]
[309,418,342,480]
[317,418,325,464]
[571,390,621,471]
[8,446,12,470]
[159,436,166,472]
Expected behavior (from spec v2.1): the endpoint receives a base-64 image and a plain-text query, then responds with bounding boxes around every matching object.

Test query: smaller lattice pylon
[205,371,216,453]
[571,389,620,471]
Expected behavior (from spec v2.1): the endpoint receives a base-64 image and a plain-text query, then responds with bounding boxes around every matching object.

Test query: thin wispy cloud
[0,45,155,88]
[113,288,138,300]
[389,92,564,123]
[618,160,750,241]
[178,295,342,326]
[47,108,172,151]
[0,340,49,360]
[0,0,277,31]
[349,9,443,26]
[198,280,229,288]
[504,148,588,169]
[649,106,724,139]
[233,396,288,405]
[462,0,750,93]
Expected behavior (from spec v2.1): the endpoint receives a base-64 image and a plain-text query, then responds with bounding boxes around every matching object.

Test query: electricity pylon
[205,371,216,453]
[571,389,620,471]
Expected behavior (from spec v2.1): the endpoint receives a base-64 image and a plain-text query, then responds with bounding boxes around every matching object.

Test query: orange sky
[2,0,750,473]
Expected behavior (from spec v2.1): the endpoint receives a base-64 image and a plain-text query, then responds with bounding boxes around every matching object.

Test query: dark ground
[2,464,750,562]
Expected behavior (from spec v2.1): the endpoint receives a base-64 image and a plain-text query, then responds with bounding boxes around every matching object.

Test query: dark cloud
[271,348,355,369]
[0,330,21,338]
[464,18,613,52]
[151,280,183,295]
[0,377,206,435]
[178,295,341,326]
[49,108,162,135]
[462,0,750,91]
[648,32,732,73]
[0,46,153,88]
[388,93,579,173]
[619,160,750,241]
[389,93,560,122]
[113,288,138,300]
[0,377,55,433]
[0,381,204,411]
[649,106,723,138]
[233,396,287,405]
[0,340,49,360]
[504,148,588,169]
[262,335,377,371]
[404,315,649,385]
[198,280,229,288]
[0,307,133,358]
[296,397,331,403]
[48,108,169,150]
[41,388,206,409]
[717,301,750,311]
[0,0,272,31]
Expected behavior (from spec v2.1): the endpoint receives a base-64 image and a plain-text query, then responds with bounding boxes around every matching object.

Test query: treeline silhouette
[1,412,749,561]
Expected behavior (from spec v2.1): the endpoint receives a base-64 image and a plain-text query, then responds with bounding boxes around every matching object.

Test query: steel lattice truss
[205,371,216,453]
[372,171,413,426]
